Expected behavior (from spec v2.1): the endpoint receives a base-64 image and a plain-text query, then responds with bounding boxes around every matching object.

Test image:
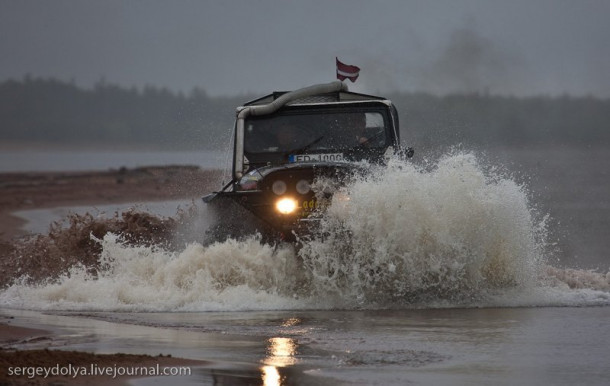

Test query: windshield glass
[244,110,387,154]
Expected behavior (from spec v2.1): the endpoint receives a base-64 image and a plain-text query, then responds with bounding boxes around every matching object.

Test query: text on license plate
[289,153,344,162]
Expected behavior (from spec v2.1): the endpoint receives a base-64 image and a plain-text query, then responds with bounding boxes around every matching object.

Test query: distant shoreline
[0,148,227,174]
[0,165,221,241]
[0,141,223,152]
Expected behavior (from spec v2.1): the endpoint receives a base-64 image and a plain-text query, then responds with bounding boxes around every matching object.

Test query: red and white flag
[336,57,360,82]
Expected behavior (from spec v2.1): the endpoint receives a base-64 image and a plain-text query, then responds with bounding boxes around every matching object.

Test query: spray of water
[299,152,547,305]
[1,151,608,311]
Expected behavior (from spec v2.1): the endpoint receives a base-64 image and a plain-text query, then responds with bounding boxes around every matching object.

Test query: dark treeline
[389,91,610,148]
[0,76,242,150]
[1,77,609,150]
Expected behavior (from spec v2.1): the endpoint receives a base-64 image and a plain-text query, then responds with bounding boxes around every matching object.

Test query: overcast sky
[1,0,609,97]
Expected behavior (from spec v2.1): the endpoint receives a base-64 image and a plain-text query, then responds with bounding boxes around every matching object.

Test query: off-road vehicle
[203,81,412,242]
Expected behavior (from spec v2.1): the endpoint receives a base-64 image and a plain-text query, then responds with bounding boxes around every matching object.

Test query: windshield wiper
[288,135,324,154]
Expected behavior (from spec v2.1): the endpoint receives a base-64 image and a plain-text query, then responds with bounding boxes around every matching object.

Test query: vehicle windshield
[244,110,387,154]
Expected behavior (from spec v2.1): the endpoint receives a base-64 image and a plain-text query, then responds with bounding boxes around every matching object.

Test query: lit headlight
[276,197,298,214]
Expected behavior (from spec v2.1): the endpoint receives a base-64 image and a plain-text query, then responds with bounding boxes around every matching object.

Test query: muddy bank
[1,319,204,386]
[0,165,221,289]
[0,165,221,241]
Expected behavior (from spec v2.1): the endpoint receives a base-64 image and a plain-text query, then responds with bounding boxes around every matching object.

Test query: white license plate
[289,153,344,163]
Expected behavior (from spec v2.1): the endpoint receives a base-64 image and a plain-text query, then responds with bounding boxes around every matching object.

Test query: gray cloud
[417,26,524,95]
[1,0,609,97]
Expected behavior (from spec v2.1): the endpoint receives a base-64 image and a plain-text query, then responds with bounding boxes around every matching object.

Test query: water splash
[299,152,548,306]
[1,152,608,311]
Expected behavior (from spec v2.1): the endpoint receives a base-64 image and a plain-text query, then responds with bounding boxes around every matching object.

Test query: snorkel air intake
[233,81,348,179]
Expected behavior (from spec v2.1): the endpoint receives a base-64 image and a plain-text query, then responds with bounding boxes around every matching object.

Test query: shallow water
[5,307,610,385]
[3,147,610,385]
[0,149,226,172]
[489,145,610,271]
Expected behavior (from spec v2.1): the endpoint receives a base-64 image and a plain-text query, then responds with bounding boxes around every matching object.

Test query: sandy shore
[0,165,221,241]
[0,319,206,385]
[0,166,219,385]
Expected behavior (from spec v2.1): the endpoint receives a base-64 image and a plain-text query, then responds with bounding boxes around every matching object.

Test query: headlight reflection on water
[261,337,298,386]
[261,365,282,386]
[264,337,298,367]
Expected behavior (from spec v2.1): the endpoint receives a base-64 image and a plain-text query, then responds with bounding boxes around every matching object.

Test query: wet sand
[0,320,205,385]
[0,165,221,241]
[0,166,218,385]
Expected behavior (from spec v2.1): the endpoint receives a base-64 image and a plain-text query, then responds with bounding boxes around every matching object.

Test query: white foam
[2,152,609,311]
[299,153,549,305]
[1,234,310,311]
